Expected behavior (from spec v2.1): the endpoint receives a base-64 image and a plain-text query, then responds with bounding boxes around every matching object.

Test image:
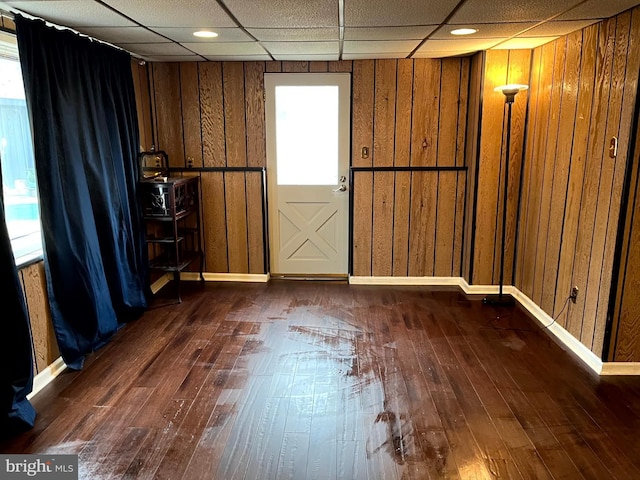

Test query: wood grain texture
[6,282,640,479]
[152,63,184,166]
[223,63,248,168]
[513,6,640,357]
[225,172,249,273]
[352,60,375,168]
[200,172,229,273]
[372,172,394,276]
[309,61,328,72]
[244,62,266,168]
[571,17,616,350]
[282,61,308,73]
[531,39,566,307]
[179,63,203,166]
[540,33,581,315]
[462,53,483,282]
[473,49,509,285]
[131,61,153,151]
[20,262,59,373]
[328,61,353,73]
[593,9,640,356]
[394,60,413,167]
[352,172,373,276]
[199,63,226,168]
[408,172,437,276]
[608,8,640,361]
[392,172,411,276]
[245,172,265,274]
[410,59,440,167]
[373,59,397,167]
[502,50,531,286]
[552,26,597,330]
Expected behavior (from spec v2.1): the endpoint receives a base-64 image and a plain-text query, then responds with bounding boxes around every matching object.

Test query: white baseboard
[181,272,270,283]
[27,356,67,400]
[348,276,462,286]
[150,274,171,294]
[348,276,612,376]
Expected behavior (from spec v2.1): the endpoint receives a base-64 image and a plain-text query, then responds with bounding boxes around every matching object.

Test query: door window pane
[0,37,42,266]
[275,85,339,185]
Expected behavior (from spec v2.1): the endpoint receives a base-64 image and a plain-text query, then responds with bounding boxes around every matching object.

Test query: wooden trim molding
[181,272,270,283]
[27,356,66,400]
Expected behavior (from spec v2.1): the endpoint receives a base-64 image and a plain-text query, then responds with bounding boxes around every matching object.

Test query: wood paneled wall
[144,58,471,277]
[515,8,640,357]
[609,63,640,362]
[351,58,470,277]
[18,262,59,375]
[469,50,531,285]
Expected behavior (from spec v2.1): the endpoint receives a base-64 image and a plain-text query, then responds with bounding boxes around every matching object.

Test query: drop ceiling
[1,0,639,61]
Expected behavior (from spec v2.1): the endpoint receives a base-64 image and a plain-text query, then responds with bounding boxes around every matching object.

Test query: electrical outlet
[570,286,579,303]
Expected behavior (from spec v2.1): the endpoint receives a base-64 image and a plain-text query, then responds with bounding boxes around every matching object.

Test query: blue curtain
[0,165,36,437]
[15,16,148,370]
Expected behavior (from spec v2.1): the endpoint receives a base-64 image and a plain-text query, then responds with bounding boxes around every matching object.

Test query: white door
[265,73,351,276]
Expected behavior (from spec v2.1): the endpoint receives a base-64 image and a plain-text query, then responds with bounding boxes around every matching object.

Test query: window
[0,32,42,266]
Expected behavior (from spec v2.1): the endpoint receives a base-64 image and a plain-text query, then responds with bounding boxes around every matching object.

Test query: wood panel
[199,62,226,168]
[471,49,532,285]
[130,61,153,151]
[244,62,266,168]
[514,6,640,357]
[462,53,483,282]
[609,9,640,362]
[19,262,59,374]
[223,62,248,168]
[148,58,467,277]
[152,63,184,167]
[200,172,229,273]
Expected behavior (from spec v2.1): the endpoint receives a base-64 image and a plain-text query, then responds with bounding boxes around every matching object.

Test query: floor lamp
[483,84,528,306]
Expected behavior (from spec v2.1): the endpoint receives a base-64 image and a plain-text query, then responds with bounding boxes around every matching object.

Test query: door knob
[333,184,348,192]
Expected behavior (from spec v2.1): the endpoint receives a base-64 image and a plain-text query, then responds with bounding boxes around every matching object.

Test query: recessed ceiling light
[451,28,478,36]
[193,30,218,38]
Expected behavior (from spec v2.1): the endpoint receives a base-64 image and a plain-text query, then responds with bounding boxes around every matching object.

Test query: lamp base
[482,293,515,306]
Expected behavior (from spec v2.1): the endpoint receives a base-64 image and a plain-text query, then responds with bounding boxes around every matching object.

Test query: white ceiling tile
[262,41,338,55]
[416,38,502,54]
[344,39,420,54]
[247,28,339,41]
[492,36,559,49]
[433,22,536,39]
[344,26,437,40]
[558,0,640,20]
[181,41,267,56]
[152,27,251,43]
[79,26,167,44]
[525,19,600,36]
[345,0,459,26]
[7,0,135,27]
[451,0,584,24]
[100,0,236,27]
[203,54,272,61]
[117,42,194,56]
[223,0,336,27]
[273,53,339,61]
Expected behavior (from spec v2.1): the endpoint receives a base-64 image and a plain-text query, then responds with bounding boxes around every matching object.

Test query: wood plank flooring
[3,281,640,479]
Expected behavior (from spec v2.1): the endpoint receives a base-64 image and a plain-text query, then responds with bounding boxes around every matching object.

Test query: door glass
[275,85,338,185]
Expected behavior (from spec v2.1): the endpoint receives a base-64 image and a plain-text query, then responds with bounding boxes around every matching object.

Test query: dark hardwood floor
[3,281,640,479]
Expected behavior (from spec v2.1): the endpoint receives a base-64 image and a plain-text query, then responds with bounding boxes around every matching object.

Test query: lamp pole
[483,84,527,306]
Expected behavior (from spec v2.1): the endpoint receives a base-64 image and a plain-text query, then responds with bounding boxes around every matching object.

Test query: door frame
[264,72,352,276]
